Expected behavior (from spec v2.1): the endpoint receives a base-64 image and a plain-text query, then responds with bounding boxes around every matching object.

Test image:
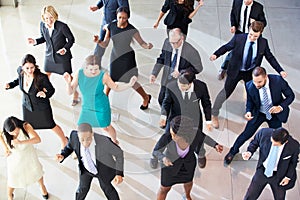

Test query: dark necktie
[169,49,178,80]
[184,92,189,101]
[264,145,279,177]
[262,86,272,120]
[243,6,248,33]
[245,41,254,70]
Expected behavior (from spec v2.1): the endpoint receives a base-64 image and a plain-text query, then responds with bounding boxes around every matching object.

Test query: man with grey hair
[150,28,203,107]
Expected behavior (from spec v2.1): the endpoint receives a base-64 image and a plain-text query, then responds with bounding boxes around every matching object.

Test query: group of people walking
[0,0,299,200]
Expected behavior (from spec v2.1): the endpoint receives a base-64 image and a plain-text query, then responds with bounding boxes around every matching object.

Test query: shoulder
[253,1,264,8]
[193,79,206,88]
[55,20,67,27]
[268,74,283,83]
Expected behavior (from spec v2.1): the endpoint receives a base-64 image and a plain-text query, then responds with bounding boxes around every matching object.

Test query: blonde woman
[27,5,79,106]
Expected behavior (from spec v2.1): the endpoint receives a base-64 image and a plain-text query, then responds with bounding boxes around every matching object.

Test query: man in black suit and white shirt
[150,28,203,106]
[56,123,124,200]
[242,127,299,200]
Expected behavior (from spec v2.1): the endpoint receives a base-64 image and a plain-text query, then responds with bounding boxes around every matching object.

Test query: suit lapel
[267,75,276,103]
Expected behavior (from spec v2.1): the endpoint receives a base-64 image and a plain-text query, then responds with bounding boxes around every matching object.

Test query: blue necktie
[83,147,98,175]
[169,49,178,80]
[264,145,279,177]
[262,86,272,120]
[243,6,248,33]
[245,41,254,70]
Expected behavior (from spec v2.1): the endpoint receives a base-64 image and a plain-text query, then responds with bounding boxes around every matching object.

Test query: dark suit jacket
[61,131,124,182]
[162,79,212,126]
[230,0,267,30]
[213,33,284,79]
[247,128,299,190]
[96,0,129,25]
[8,67,55,112]
[36,20,75,64]
[246,74,295,123]
[152,38,203,86]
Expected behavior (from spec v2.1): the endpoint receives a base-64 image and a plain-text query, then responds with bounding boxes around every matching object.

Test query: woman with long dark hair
[0,116,48,200]
[5,54,68,149]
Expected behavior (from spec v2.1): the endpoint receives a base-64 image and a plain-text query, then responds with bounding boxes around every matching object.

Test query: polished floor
[0,0,300,199]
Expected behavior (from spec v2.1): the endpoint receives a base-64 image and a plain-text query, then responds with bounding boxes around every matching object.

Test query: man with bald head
[150,28,203,107]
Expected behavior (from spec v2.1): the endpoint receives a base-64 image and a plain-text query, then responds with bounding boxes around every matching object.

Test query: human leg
[157,185,172,200]
[97,177,120,200]
[224,114,265,165]
[269,175,286,200]
[37,176,48,198]
[51,125,68,149]
[7,186,14,200]
[102,124,118,144]
[158,86,167,106]
[183,181,193,200]
[76,171,93,200]
[132,82,151,110]
[244,168,268,200]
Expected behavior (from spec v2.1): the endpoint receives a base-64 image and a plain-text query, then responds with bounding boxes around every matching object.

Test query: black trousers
[212,70,253,116]
[76,168,119,200]
[244,167,286,200]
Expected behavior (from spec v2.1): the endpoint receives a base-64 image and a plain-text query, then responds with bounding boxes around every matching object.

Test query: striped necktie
[262,86,272,120]
[83,147,98,175]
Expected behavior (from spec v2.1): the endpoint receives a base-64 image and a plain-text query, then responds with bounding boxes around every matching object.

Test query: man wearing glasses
[150,28,203,107]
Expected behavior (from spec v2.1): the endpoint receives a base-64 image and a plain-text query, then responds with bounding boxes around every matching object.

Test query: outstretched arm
[103,72,137,92]
[63,71,79,95]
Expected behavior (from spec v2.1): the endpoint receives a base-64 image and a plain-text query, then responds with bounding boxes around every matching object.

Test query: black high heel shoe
[42,193,49,199]
[140,95,151,110]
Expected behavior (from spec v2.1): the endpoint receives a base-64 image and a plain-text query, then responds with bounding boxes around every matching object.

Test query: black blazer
[36,20,75,64]
[152,38,203,86]
[213,33,284,79]
[161,79,212,127]
[61,131,124,182]
[245,74,295,123]
[8,67,55,112]
[230,0,267,30]
[247,128,299,190]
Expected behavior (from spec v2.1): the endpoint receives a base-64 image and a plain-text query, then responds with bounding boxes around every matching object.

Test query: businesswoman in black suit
[5,54,68,149]
[28,5,79,106]
[153,116,204,200]
[153,0,204,36]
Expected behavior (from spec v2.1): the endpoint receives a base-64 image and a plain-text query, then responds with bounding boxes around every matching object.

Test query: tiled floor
[0,0,300,199]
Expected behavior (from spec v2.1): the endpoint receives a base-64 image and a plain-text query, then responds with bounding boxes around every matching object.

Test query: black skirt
[44,59,72,75]
[23,106,56,129]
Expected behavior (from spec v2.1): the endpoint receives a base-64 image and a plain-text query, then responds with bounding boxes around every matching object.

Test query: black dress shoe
[140,95,151,110]
[42,193,49,199]
[224,153,234,166]
[150,157,158,169]
[217,69,227,80]
[198,157,207,168]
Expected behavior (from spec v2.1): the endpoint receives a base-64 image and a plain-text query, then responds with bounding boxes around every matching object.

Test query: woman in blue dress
[63,55,137,144]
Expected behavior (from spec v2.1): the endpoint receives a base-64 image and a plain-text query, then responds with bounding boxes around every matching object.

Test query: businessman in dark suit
[90,0,130,65]
[150,28,203,106]
[218,0,267,80]
[56,123,124,200]
[150,70,223,169]
[230,0,266,34]
[210,21,287,129]
[224,66,295,165]
[242,127,299,200]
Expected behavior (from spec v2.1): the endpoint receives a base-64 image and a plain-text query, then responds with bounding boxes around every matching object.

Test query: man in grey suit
[56,123,124,200]
[150,28,203,106]
[90,0,130,66]
[242,127,299,200]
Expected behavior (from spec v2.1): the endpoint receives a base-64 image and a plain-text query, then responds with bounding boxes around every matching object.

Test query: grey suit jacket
[152,38,203,86]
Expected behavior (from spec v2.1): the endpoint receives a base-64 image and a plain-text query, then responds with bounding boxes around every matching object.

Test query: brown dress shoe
[217,69,227,80]
[212,116,219,129]
[198,157,207,168]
